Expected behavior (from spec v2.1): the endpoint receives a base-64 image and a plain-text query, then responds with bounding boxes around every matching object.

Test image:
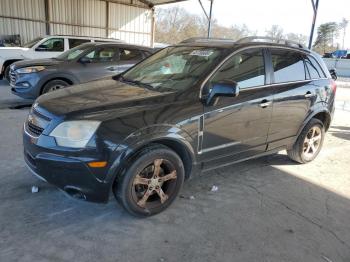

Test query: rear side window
[271,49,306,83]
[84,47,118,62]
[69,38,91,49]
[305,55,326,79]
[210,48,265,89]
[119,49,143,61]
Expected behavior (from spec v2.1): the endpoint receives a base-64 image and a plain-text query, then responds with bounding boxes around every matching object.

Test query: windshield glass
[22,37,43,48]
[56,44,92,61]
[121,46,229,91]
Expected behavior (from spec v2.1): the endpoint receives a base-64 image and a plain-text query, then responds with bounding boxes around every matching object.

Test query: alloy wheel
[131,159,177,209]
[302,126,322,158]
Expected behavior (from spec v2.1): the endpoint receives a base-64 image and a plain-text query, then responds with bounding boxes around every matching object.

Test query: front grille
[25,108,52,137]
[27,121,44,136]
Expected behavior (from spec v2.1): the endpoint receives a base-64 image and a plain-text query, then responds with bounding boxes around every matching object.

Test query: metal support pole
[308,0,319,49]
[207,0,213,38]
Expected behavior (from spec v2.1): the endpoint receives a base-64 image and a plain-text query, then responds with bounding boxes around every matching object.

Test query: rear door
[266,48,318,149]
[117,48,144,73]
[200,48,274,168]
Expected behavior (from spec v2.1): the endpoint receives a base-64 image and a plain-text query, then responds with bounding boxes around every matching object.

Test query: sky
[161,0,350,48]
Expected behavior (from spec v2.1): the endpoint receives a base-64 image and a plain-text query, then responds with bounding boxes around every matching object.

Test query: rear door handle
[305,91,313,98]
[260,100,271,108]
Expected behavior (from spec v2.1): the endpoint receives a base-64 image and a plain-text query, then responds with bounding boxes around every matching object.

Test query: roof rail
[180,37,235,44]
[236,36,307,49]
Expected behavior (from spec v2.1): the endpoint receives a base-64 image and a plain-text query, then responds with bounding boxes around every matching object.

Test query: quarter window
[210,49,265,89]
[271,50,306,83]
[305,55,325,79]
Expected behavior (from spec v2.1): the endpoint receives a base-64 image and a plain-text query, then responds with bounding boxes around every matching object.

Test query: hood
[36,77,176,118]
[12,58,63,69]
[0,47,30,59]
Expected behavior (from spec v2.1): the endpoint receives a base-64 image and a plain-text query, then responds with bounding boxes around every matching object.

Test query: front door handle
[305,91,313,98]
[260,100,271,108]
[106,66,117,71]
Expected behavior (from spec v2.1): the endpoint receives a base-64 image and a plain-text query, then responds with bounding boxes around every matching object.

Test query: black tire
[42,79,69,94]
[287,118,325,164]
[4,65,11,82]
[114,144,185,217]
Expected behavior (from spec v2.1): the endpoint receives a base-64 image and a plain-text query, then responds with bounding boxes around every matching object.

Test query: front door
[200,48,273,169]
[73,46,120,83]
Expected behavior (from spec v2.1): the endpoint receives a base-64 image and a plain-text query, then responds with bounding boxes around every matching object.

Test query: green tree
[313,22,339,54]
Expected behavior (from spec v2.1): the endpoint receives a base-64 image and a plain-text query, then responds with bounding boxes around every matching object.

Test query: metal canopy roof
[137,0,189,7]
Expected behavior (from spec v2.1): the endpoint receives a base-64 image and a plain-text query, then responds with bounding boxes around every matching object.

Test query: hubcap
[302,126,322,158]
[132,159,177,209]
[48,84,65,92]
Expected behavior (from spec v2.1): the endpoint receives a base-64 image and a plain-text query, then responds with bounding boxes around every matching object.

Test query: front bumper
[10,70,42,99]
[23,128,112,203]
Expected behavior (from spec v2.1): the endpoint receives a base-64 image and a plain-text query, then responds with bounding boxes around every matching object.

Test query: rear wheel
[42,79,69,94]
[114,145,185,217]
[287,119,325,163]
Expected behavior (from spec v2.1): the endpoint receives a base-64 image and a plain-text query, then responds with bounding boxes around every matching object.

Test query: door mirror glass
[329,69,337,80]
[206,80,239,106]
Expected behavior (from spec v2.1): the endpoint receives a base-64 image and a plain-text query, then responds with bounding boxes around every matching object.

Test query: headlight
[16,66,46,74]
[50,121,101,148]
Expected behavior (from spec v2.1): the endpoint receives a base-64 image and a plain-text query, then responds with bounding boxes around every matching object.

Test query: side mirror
[79,57,92,64]
[329,69,337,81]
[205,80,239,106]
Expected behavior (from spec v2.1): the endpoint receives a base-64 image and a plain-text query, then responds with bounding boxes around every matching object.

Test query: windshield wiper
[119,76,153,89]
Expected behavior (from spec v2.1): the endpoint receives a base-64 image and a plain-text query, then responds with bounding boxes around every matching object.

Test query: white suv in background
[0,35,123,81]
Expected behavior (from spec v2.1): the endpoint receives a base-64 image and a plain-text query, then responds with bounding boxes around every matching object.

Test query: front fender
[104,125,197,185]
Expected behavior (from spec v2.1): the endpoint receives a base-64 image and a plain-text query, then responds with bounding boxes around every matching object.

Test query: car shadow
[328,125,350,141]
[1,152,350,261]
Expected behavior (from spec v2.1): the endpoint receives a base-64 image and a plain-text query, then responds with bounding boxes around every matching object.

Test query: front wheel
[42,79,69,94]
[114,145,185,217]
[287,119,325,163]
[4,65,11,82]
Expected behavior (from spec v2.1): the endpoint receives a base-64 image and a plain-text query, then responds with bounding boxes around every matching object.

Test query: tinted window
[38,38,64,52]
[271,50,306,83]
[305,55,325,79]
[84,47,118,62]
[119,49,143,61]
[69,38,90,49]
[210,49,265,89]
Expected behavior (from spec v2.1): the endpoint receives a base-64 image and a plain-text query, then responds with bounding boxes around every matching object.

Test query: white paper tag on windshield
[190,50,214,57]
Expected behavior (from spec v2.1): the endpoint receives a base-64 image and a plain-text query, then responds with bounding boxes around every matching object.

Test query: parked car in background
[10,42,153,99]
[23,37,336,217]
[0,35,123,81]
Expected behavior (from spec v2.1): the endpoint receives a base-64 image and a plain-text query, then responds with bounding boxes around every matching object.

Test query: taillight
[330,79,337,94]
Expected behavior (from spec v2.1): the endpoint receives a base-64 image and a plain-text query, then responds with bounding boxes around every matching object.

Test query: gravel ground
[0,80,349,262]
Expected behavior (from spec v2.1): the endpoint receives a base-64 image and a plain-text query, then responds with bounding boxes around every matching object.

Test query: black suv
[23,37,336,217]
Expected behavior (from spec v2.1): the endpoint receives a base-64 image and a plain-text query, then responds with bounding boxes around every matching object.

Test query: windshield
[121,46,229,91]
[56,44,92,61]
[22,37,43,48]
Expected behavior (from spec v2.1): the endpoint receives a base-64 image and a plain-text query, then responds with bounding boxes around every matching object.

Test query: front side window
[271,49,306,83]
[121,46,229,91]
[38,38,64,52]
[210,49,265,89]
[83,47,118,62]
[119,49,143,61]
[69,38,91,49]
